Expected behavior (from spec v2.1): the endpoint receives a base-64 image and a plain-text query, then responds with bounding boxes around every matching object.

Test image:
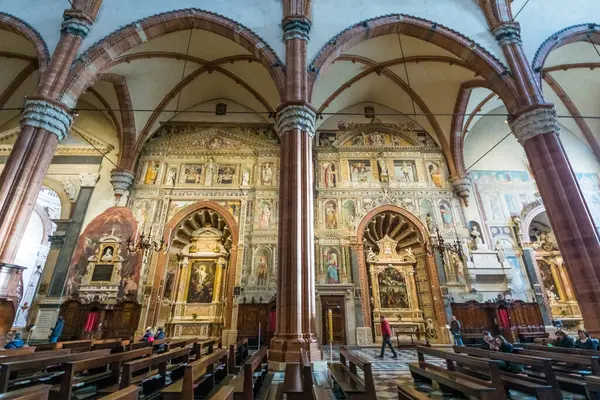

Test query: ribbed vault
[362,211,423,255]
[170,208,232,250]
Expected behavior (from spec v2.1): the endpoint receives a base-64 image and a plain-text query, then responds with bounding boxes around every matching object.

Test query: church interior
[1,1,600,399]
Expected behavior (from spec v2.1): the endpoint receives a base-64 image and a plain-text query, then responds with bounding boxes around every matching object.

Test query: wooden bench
[210,385,234,400]
[161,347,228,400]
[329,346,376,400]
[282,348,312,400]
[515,348,600,376]
[33,344,61,352]
[192,339,218,360]
[227,338,249,373]
[0,350,71,364]
[93,339,130,353]
[523,343,600,356]
[0,349,111,393]
[231,347,269,400]
[98,385,139,400]
[54,347,153,400]
[0,385,51,400]
[0,349,35,358]
[453,345,559,399]
[397,384,430,400]
[585,376,600,400]
[59,340,93,353]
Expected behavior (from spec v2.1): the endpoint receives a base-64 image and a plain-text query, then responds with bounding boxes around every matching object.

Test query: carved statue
[204,157,217,186]
[241,170,250,187]
[495,243,506,264]
[470,226,483,249]
[366,246,377,262]
[377,157,389,182]
[426,213,434,233]
[451,253,466,283]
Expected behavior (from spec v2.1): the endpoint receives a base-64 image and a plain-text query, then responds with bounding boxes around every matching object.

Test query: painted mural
[323,247,340,284]
[378,268,409,309]
[394,160,417,182]
[187,260,216,303]
[65,207,141,298]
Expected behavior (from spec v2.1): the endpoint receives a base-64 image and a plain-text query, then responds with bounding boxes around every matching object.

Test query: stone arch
[42,177,71,219]
[60,9,285,107]
[532,23,600,88]
[0,12,50,72]
[355,204,447,339]
[308,14,521,113]
[149,201,240,330]
[520,200,545,241]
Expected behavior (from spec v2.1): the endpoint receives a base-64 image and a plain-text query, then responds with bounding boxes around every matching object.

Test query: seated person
[576,330,598,350]
[555,330,576,348]
[155,327,166,352]
[494,335,524,372]
[142,328,154,342]
[4,333,24,349]
[481,331,494,350]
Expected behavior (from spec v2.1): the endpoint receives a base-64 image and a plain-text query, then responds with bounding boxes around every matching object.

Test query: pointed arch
[0,12,50,72]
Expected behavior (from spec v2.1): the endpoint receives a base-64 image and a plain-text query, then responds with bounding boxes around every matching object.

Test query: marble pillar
[510,105,600,335]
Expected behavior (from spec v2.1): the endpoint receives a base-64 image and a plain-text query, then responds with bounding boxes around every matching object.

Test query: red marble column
[0,8,97,264]
[510,105,600,335]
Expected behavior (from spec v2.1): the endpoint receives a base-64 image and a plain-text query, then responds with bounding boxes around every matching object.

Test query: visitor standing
[379,315,398,359]
[49,316,64,343]
[450,315,463,346]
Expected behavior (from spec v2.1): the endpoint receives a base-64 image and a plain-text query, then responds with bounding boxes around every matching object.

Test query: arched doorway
[356,205,447,344]
[153,202,239,341]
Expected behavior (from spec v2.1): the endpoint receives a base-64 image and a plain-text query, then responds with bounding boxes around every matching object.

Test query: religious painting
[252,247,271,286]
[163,268,175,299]
[586,195,600,226]
[394,160,417,183]
[165,166,178,185]
[506,256,525,288]
[258,200,272,229]
[470,170,530,183]
[378,268,409,309]
[366,132,387,146]
[217,165,237,184]
[538,261,560,302]
[187,260,216,303]
[167,201,194,221]
[421,199,434,222]
[324,200,338,229]
[342,200,357,230]
[391,134,413,146]
[66,207,141,298]
[182,164,203,184]
[133,200,154,236]
[142,161,160,184]
[323,247,340,284]
[319,132,336,147]
[504,194,518,214]
[439,200,454,229]
[348,160,372,182]
[485,194,505,221]
[260,163,274,185]
[322,162,337,188]
[426,161,444,188]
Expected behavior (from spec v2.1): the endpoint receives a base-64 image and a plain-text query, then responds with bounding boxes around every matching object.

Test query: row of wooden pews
[329,346,376,400]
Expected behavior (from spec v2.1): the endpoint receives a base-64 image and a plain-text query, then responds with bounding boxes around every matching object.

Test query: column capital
[79,172,100,187]
[20,97,73,141]
[282,17,311,42]
[492,22,521,46]
[450,174,472,207]
[275,103,316,137]
[61,9,94,38]
[110,168,135,200]
[509,104,559,145]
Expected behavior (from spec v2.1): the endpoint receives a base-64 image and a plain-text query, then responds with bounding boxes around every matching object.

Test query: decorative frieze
[21,99,73,141]
[276,105,316,137]
[492,23,522,46]
[509,105,559,145]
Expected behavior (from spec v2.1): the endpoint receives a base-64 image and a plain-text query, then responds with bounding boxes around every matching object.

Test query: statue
[241,170,250,187]
[470,225,483,249]
[366,246,377,262]
[377,157,389,182]
[451,253,465,283]
[261,163,273,185]
[495,243,506,264]
[426,213,434,233]
[204,157,217,186]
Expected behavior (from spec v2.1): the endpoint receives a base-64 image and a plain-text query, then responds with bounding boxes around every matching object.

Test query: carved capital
[79,172,100,187]
[21,98,73,141]
[61,9,93,38]
[493,23,521,46]
[509,105,559,145]
[275,104,316,137]
[48,234,66,248]
[110,168,135,200]
[282,17,311,42]
[450,174,472,206]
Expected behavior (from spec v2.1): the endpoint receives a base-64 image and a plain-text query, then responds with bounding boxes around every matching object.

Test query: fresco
[187,260,216,303]
[379,268,409,308]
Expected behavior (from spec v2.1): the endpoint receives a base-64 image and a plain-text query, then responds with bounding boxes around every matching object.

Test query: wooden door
[236,304,269,347]
[321,296,346,344]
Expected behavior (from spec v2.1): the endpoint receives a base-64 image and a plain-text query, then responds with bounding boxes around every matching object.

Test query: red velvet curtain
[84,312,100,332]
[498,307,511,329]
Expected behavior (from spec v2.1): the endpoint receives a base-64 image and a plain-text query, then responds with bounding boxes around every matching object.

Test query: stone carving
[276,105,316,136]
[282,17,311,42]
[110,169,135,201]
[204,157,217,186]
[377,156,389,182]
[509,105,559,145]
[261,163,273,185]
[450,174,472,206]
[62,180,77,202]
[470,225,483,249]
[61,9,93,38]
[20,99,73,141]
[79,172,100,187]
[241,169,250,187]
[493,23,522,46]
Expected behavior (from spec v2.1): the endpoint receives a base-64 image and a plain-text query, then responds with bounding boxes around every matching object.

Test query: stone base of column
[221,329,238,347]
[268,335,322,370]
[356,327,373,346]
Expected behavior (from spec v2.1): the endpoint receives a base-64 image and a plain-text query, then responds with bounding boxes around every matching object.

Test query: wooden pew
[227,338,249,373]
[453,346,559,399]
[409,346,506,400]
[161,347,228,400]
[210,385,234,400]
[0,350,71,364]
[192,339,217,360]
[59,340,93,353]
[0,385,51,400]
[54,347,152,400]
[93,339,130,353]
[329,346,376,400]
[231,347,269,400]
[114,347,190,395]
[514,348,600,376]
[33,344,61,352]
[585,376,600,400]
[397,384,430,400]
[522,343,600,356]
[151,338,170,353]
[0,349,111,393]
[98,385,140,400]
[282,348,311,400]
[0,349,35,358]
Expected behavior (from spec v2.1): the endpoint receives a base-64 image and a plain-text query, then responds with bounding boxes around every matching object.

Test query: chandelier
[424,220,462,258]
[127,226,168,254]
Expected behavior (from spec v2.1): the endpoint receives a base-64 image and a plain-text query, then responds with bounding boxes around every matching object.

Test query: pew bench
[0,384,51,400]
[585,376,600,400]
[453,346,559,399]
[329,346,376,400]
[397,384,430,400]
[0,350,71,364]
[515,348,600,376]
[227,338,249,373]
[59,340,94,353]
[0,349,35,358]
[33,344,61,352]
[161,347,229,400]
[0,349,111,393]
[192,338,219,360]
[231,347,269,400]
[210,385,234,400]
[52,347,152,400]
[98,385,139,400]
[280,348,334,400]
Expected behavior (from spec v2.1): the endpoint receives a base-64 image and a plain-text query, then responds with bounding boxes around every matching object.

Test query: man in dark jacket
[450,315,463,346]
[555,330,576,348]
[481,331,494,350]
[49,316,64,343]
[379,315,397,359]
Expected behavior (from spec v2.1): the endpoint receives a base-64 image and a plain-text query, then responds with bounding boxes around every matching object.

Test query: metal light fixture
[127,226,168,255]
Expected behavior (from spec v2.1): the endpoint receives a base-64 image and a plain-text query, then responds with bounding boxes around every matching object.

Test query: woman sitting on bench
[575,330,599,350]
[493,335,524,372]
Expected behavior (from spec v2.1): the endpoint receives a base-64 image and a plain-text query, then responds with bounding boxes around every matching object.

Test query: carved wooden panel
[237,304,269,345]
[320,295,346,344]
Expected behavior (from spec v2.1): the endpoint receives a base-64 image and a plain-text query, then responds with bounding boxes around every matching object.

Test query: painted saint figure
[325,202,338,229]
[428,162,443,188]
[261,163,273,185]
[255,255,268,286]
[144,162,158,184]
[259,203,271,229]
[324,163,336,188]
[326,250,340,284]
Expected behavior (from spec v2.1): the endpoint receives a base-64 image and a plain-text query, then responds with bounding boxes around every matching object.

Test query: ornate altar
[368,235,425,343]
[78,230,124,303]
[166,224,229,338]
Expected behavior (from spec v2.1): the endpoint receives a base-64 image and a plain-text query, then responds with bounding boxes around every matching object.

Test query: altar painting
[348,160,373,182]
[393,160,417,182]
[378,267,409,309]
[182,165,203,184]
[187,260,217,303]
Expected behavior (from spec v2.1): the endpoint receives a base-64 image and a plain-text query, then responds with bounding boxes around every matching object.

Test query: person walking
[379,315,398,359]
[49,316,64,343]
[450,315,464,346]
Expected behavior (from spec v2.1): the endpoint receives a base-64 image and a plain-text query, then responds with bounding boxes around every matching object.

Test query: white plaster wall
[317,101,427,131]
[169,99,268,124]
[14,210,43,287]
[309,0,505,65]
[81,155,118,231]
